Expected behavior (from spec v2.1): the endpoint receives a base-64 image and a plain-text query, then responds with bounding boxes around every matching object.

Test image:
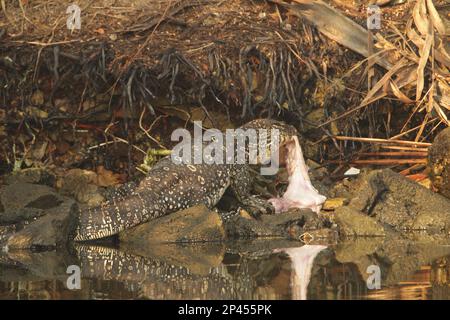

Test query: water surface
[0,237,449,300]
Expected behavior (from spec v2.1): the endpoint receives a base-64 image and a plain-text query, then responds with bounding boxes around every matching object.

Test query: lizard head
[239,119,299,165]
[240,118,326,213]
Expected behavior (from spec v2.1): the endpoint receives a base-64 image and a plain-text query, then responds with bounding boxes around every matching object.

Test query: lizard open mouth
[268,136,326,214]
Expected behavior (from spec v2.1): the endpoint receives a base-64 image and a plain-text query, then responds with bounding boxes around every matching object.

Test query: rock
[0,250,78,283]
[59,169,105,206]
[224,209,328,240]
[322,197,348,210]
[119,204,225,244]
[333,206,385,237]
[0,225,16,243]
[411,211,450,233]
[0,208,44,224]
[3,167,56,186]
[303,140,321,162]
[339,169,450,233]
[0,180,78,249]
[306,159,329,179]
[305,228,338,240]
[95,166,121,187]
[0,182,64,224]
[6,198,78,250]
[429,127,450,199]
[224,215,278,239]
[74,184,104,206]
[262,209,326,233]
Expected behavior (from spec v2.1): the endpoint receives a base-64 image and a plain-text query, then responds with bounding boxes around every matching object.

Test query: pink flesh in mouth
[268,136,326,213]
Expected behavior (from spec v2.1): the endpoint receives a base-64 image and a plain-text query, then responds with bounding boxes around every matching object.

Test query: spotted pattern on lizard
[74,119,324,241]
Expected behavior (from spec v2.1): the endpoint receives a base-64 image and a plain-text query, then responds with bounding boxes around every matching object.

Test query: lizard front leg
[229,165,275,217]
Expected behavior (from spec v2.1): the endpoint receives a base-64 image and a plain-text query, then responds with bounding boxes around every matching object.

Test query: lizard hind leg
[230,165,275,218]
[239,195,275,218]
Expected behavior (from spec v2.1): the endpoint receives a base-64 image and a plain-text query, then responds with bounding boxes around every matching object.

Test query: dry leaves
[370,0,449,127]
[285,0,449,131]
[95,166,122,187]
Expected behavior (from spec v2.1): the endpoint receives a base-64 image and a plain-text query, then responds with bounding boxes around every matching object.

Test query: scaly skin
[75,119,297,241]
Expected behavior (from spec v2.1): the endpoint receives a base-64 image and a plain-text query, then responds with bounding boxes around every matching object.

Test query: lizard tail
[74,192,154,241]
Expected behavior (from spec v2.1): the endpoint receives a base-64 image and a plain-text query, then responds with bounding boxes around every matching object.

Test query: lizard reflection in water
[76,244,329,299]
[76,245,252,299]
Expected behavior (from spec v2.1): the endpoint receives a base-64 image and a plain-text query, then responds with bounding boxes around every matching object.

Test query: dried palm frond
[276,0,448,134]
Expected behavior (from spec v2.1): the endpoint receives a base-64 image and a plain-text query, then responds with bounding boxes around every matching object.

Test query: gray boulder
[120,204,225,244]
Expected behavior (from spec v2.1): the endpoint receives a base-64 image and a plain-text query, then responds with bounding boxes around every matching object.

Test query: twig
[333,136,432,147]
[389,117,438,140]
[88,136,146,154]
[138,109,167,149]
[358,151,428,157]
[399,163,426,176]
[11,39,88,46]
[329,159,427,165]
[381,146,429,152]
[1,0,13,25]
